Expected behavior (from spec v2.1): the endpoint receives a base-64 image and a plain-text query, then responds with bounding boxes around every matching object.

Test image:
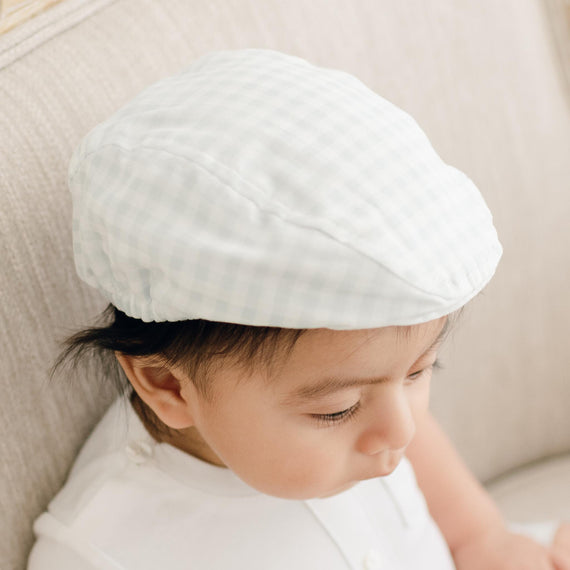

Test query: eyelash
[312,401,361,427]
[311,359,442,427]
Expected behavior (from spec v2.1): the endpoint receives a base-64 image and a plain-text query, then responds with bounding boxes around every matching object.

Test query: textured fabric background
[1,0,569,568]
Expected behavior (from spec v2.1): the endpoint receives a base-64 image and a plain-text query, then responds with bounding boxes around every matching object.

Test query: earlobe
[114,352,195,429]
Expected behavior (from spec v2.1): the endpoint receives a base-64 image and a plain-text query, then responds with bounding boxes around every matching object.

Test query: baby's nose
[355,388,416,455]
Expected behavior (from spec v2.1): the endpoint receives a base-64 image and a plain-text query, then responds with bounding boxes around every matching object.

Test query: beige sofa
[1,0,569,568]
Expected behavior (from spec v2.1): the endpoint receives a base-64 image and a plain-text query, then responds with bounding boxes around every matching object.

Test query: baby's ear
[114,352,195,429]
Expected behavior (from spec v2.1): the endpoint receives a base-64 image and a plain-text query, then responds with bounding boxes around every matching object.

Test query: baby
[28,49,570,569]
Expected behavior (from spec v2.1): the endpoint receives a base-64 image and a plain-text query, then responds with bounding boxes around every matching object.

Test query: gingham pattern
[69,49,502,328]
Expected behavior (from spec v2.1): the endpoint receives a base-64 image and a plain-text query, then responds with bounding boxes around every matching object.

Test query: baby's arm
[406,410,569,570]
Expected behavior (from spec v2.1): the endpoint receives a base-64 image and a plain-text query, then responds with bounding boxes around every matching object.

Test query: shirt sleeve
[28,513,125,570]
[507,520,561,548]
[28,537,102,570]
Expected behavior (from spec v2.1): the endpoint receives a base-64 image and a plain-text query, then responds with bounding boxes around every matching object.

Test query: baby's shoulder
[34,458,346,569]
[32,398,347,569]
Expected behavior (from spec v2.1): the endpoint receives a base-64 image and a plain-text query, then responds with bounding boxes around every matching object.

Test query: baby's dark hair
[52,304,307,438]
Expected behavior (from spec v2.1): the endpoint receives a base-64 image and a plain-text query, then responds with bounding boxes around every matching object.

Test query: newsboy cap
[69,49,502,328]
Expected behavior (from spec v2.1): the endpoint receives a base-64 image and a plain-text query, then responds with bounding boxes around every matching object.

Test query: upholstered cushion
[488,454,570,524]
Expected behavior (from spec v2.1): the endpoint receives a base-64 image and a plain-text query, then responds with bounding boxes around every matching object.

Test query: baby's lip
[360,468,395,480]
[360,454,404,480]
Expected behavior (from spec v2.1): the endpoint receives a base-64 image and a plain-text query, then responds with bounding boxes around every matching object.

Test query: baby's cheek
[260,438,342,498]
[233,455,327,499]
[408,380,431,417]
[269,463,337,499]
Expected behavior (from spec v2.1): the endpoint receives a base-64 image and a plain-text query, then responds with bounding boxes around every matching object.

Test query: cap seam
[72,142,495,301]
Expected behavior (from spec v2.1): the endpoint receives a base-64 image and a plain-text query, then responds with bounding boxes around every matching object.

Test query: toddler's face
[170,316,447,500]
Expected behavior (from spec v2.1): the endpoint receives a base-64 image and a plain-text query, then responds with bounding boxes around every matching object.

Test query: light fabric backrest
[1,0,569,567]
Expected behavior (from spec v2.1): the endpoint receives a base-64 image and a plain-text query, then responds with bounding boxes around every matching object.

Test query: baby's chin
[258,476,383,500]
[316,481,359,499]
[246,478,359,500]
[312,460,404,499]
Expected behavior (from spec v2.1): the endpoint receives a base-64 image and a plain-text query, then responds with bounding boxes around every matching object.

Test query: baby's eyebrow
[280,319,449,406]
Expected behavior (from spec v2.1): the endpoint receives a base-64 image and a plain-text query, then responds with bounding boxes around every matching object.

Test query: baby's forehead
[298,318,447,347]
[260,317,447,375]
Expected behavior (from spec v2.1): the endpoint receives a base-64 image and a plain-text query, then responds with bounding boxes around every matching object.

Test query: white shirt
[28,396,456,570]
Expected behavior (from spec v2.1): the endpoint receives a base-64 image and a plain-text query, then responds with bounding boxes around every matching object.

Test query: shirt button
[126,440,154,464]
[363,548,383,570]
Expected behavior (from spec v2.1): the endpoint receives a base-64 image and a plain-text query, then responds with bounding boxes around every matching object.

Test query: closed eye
[309,359,442,427]
[311,401,361,426]
[407,358,442,381]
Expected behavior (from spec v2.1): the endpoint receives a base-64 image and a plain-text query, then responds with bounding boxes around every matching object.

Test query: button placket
[126,440,154,464]
[363,548,384,570]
